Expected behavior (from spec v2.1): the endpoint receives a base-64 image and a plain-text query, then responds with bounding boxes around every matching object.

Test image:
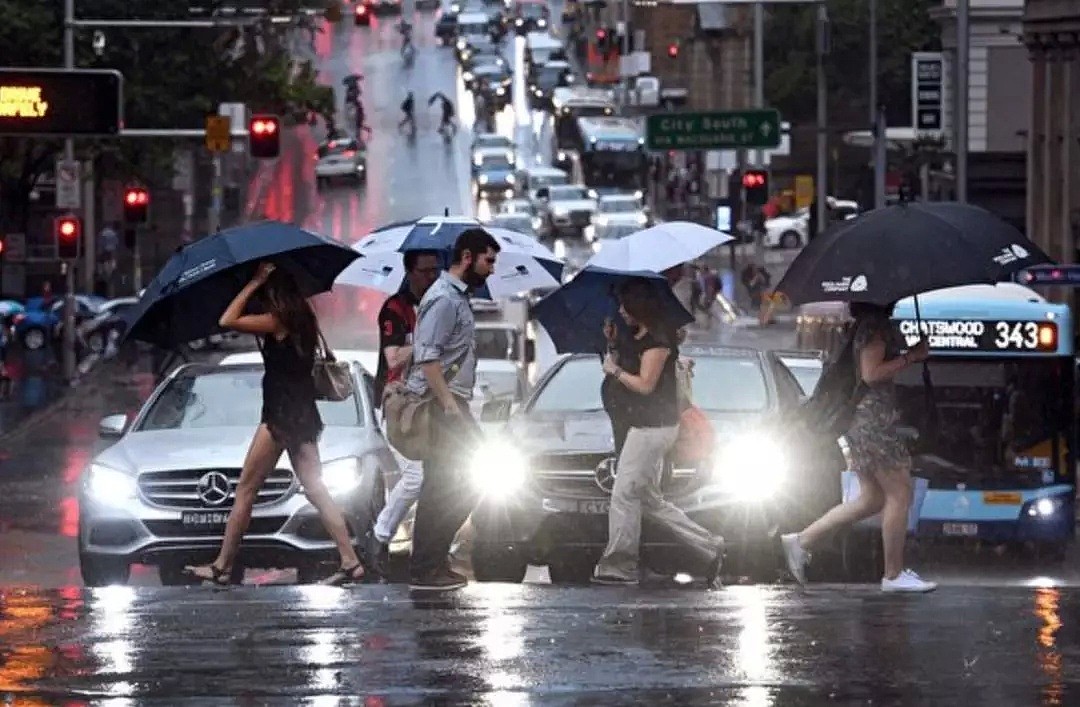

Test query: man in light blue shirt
[408,228,501,592]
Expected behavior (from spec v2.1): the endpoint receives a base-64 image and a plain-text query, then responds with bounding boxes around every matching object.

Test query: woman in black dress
[186,263,364,585]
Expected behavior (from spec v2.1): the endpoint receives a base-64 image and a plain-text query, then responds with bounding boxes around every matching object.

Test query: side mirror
[525,339,536,363]
[99,413,128,439]
[480,398,513,423]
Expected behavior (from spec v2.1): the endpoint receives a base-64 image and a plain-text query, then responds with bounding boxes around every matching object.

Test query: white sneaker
[781,533,809,585]
[881,569,937,593]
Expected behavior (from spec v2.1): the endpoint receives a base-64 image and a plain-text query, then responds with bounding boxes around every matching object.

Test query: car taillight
[344,150,356,157]
[356,5,366,13]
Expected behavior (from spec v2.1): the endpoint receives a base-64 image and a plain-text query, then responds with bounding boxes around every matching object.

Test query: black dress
[260,334,323,447]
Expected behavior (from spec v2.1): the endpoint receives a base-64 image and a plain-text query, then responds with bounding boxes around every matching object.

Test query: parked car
[77,355,395,586]
[15,294,105,350]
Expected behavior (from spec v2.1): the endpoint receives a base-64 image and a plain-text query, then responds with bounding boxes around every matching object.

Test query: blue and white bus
[565,116,646,193]
[891,283,1074,555]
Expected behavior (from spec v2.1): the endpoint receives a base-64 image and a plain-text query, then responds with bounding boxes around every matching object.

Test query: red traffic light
[249,114,282,159]
[59,219,78,238]
[124,188,149,206]
[55,215,82,259]
[251,118,277,135]
[667,43,679,58]
[355,3,366,14]
[742,172,767,188]
[596,29,606,40]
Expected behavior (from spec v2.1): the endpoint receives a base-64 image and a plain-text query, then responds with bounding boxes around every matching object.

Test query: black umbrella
[124,220,360,348]
[776,202,1052,307]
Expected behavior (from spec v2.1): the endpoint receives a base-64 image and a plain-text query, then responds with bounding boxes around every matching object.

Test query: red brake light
[356,4,366,14]
[344,150,356,157]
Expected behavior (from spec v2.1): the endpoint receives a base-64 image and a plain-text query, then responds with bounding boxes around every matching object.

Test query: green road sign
[646,109,781,151]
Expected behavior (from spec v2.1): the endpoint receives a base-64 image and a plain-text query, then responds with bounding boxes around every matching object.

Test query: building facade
[1023,0,1080,269]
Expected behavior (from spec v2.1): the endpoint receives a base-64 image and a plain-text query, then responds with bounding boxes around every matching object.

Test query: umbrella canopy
[124,220,359,348]
[0,300,25,317]
[776,202,1052,306]
[532,266,693,354]
[336,216,563,298]
[586,221,733,273]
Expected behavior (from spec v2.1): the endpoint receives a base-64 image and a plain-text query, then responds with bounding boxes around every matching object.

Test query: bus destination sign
[896,319,1057,352]
[0,69,122,136]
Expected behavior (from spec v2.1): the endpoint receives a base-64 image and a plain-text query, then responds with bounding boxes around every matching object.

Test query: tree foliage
[0,0,326,230]
[764,0,942,130]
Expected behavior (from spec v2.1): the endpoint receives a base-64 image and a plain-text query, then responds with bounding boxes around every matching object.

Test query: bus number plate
[942,523,978,537]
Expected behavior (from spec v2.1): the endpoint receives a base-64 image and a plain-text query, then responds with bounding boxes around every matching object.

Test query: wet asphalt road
[0,584,1076,704]
[2,12,1080,705]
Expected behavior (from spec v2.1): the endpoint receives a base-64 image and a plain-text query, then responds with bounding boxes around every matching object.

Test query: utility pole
[62,0,77,383]
[751,3,765,263]
[815,2,829,234]
[869,0,885,209]
[956,0,969,202]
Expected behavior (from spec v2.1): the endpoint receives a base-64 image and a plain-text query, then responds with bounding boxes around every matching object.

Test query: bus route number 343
[994,321,1048,351]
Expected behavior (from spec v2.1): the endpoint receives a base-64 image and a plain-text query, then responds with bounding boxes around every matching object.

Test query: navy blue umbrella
[124,220,359,348]
[532,266,693,354]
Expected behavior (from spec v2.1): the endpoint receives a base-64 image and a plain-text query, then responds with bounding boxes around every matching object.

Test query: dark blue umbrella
[532,266,693,354]
[124,220,360,348]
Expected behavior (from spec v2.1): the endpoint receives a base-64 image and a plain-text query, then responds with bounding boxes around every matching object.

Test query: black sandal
[321,562,365,585]
[184,563,233,586]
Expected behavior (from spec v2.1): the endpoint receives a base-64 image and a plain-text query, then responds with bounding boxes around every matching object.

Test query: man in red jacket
[366,250,440,579]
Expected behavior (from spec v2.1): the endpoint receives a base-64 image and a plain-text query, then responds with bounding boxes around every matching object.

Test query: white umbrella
[336,216,564,297]
[586,221,734,273]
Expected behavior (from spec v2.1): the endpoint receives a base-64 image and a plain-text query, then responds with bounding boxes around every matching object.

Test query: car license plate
[575,500,610,515]
[942,522,978,537]
[181,511,230,529]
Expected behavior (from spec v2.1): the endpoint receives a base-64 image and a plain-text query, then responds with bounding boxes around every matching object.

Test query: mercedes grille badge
[594,456,617,493]
[196,471,231,507]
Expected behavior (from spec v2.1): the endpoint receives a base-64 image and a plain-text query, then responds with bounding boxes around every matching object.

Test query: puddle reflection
[1033,587,1063,705]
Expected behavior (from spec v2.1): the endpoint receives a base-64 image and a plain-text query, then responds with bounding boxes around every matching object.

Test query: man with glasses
[365,250,441,580]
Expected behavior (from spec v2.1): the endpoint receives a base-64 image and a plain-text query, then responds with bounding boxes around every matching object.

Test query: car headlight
[473,154,483,166]
[479,174,490,184]
[468,439,527,500]
[321,458,362,496]
[463,71,474,82]
[634,190,644,199]
[538,18,547,27]
[84,464,136,505]
[456,39,467,50]
[714,433,787,502]
[505,173,515,184]
[534,89,543,97]
[496,87,506,96]
[635,213,648,225]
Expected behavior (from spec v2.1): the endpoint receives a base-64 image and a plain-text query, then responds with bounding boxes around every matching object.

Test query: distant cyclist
[399,91,416,133]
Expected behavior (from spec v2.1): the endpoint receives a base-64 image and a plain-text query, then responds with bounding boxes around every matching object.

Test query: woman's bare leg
[288,442,362,571]
[186,425,282,580]
[798,470,886,550]
[875,466,913,580]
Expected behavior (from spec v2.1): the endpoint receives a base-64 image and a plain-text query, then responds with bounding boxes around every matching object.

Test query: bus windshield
[894,358,1071,489]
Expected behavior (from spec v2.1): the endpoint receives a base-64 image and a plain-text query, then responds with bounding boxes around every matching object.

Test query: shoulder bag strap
[314,324,335,363]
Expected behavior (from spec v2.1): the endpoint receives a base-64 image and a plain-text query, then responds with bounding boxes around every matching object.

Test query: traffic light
[667,42,679,59]
[742,170,769,205]
[123,186,150,224]
[249,114,281,159]
[595,28,607,53]
[54,215,81,260]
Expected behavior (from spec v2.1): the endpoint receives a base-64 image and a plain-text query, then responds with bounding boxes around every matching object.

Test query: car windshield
[531,173,567,188]
[476,136,512,149]
[519,3,545,17]
[537,66,569,84]
[137,368,361,431]
[550,186,588,200]
[475,327,520,361]
[531,356,770,413]
[472,53,503,66]
[481,154,512,169]
[476,370,524,401]
[498,201,531,214]
[318,139,358,158]
[599,199,639,213]
[778,357,823,395]
[492,214,532,232]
